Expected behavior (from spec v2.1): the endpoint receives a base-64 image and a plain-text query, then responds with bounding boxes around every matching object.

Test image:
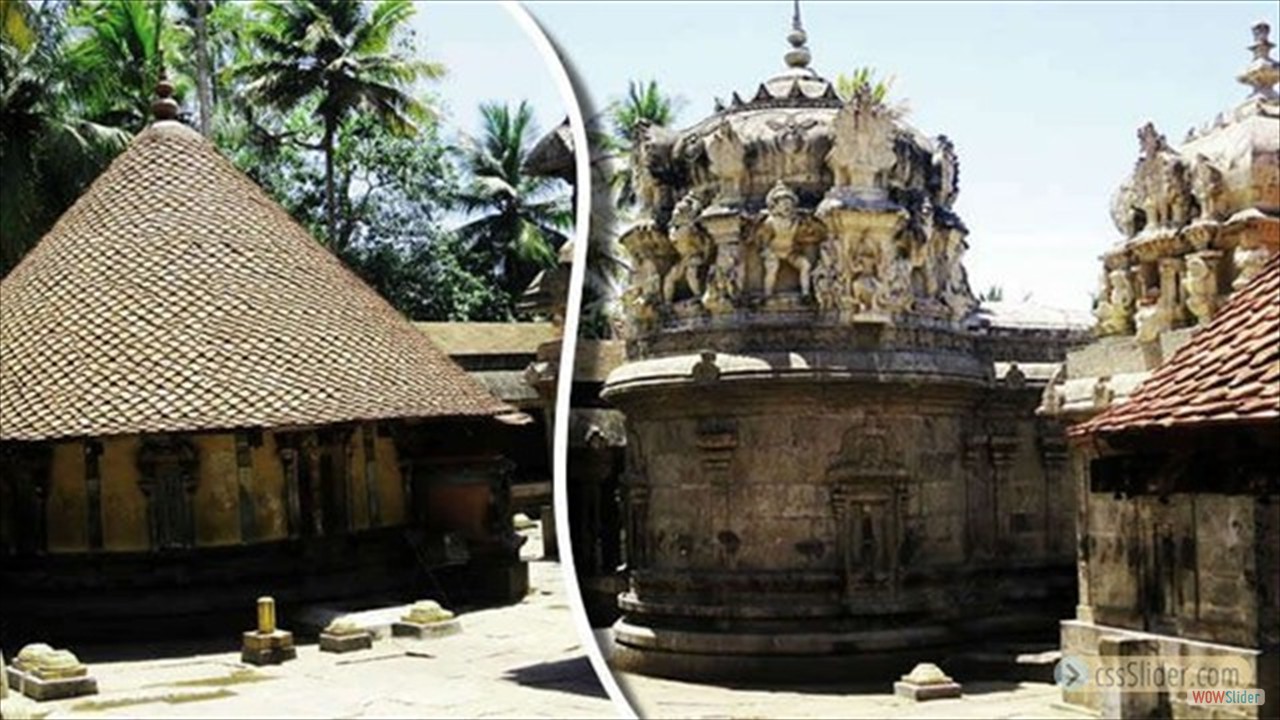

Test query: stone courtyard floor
[613,671,1091,719]
[20,524,613,719]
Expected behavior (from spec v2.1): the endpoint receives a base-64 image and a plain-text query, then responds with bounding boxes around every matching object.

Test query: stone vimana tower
[604,4,1090,680]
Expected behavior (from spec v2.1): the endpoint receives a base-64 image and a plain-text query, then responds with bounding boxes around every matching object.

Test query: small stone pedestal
[241,596,296,666]
[894,663,962,701]
[391,600,462,640]
[319,618,374,654]
[8,644,98,702]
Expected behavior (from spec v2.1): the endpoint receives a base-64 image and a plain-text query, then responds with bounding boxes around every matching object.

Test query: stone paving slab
[18,525,612,719]
[614,669,1093,719]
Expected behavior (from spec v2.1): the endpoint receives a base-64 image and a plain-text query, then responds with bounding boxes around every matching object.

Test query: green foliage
[233,0,442,246]
[65,0,192,133]
[1,2,130,273]
[835,66,894,105]
[576,78,680,339]
[455,100,572,312]
[2,0,563,324]
[980,285,1005,303]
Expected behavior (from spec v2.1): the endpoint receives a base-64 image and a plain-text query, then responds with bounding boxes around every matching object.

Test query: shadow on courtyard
[503,656,609,699]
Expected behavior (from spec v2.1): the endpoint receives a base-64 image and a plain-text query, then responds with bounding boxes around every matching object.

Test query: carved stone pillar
[1157,255,1185,326]
[624,475,650,571]
[700,209,744,316]
[1037,423,1070,558]
[962,431,994,561]
[85,440,104,551]
[137,435,199,551]
[988,426,1019,557]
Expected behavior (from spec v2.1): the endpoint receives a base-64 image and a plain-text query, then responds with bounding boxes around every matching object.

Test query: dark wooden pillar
[235,432,258,543]
[85,440,104,551]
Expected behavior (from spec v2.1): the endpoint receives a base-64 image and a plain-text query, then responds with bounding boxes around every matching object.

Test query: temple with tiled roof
[1045,24,1279,720]
[0,81,530,643]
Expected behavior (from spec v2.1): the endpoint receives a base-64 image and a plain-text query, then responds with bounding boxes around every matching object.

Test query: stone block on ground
[893,662,962,701]
[319,617,374,653]
[241,630,297,666]
[392,600,462,639]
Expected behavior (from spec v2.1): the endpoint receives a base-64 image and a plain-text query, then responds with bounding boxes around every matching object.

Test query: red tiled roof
[1072,253,1279,436]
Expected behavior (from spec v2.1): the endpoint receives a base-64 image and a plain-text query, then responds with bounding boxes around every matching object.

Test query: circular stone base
[608,610,1061,683]
[609,618,953,683]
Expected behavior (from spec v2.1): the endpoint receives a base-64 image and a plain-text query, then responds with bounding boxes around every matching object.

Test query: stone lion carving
[1233,244,1271,290]
[1183,254,1218,324]
[663,193,711,304]
[632,121,667,216]
[1110,182,1142,238]
[931,136,959,208]
[705,121,747,207]
[1095,269,1135,335]
[620,222,674,327]
[826,86,898,193]
[759,181,820,297]
[1190,155,1226,221]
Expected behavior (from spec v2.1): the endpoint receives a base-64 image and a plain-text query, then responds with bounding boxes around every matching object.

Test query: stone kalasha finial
[785,0,812,69]
[152,66,179,121]
[1238,22,1279,100]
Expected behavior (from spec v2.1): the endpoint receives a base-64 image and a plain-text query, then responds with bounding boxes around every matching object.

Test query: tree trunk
[323,117,338,250]
[194,0,213,137]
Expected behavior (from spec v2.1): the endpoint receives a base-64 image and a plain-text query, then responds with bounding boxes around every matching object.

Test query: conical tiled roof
[1,121,513,441]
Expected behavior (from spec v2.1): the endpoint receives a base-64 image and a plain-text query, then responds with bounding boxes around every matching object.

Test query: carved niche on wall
[136,435,199,551]
[826,414,908,607]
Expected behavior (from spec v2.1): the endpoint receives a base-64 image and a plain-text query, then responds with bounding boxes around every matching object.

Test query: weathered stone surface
[605,11,1086,681]
[391,618,462,640]
[318,631,373,654]
[240,630,296,666]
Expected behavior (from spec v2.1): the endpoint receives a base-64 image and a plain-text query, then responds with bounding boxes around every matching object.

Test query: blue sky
[526,1,1279,311]
[407,2,568,150]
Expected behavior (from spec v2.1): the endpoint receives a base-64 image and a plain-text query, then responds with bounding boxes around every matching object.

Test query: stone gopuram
[603,8,1089,680]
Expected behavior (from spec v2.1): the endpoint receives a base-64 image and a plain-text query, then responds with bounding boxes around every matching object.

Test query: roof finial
[784,0,812,70]
[151,55,179,122]
[1237,21,1279,100]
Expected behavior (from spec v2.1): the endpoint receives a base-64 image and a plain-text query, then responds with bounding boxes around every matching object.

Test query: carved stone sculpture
[759,181,818,297]
[705,121,748,207]
[1191,155,1226,221]
[931,136,959,208]
[663,193,711,304]
[1095,269,1135,336]
[1183,253,1219,324]
[827,87,898,194]
[632,122,667,216]
[1134,292,1173,343]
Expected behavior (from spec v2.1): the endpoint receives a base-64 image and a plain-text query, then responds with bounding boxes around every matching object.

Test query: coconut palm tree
[233,0,442,248]
[1,3,130,274]
[455,101,572,301]
[64,0,191,133]
[606,79,676,209]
